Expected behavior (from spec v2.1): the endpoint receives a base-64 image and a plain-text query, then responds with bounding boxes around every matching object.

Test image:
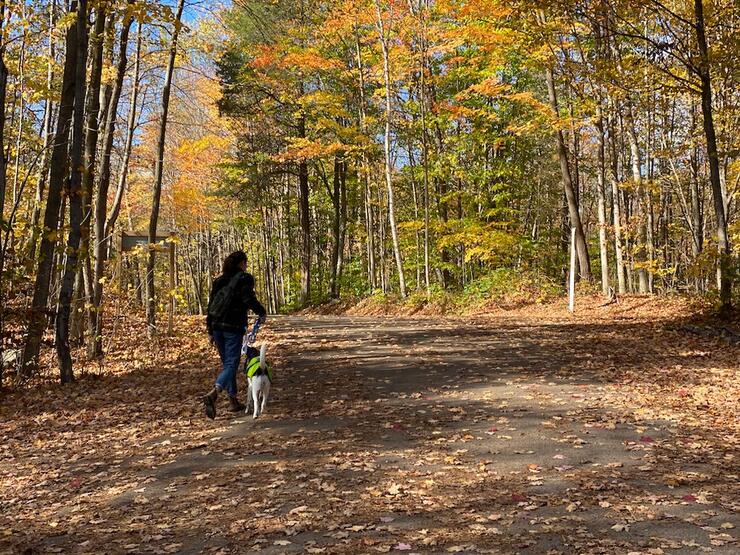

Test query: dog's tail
[259,343,267,370]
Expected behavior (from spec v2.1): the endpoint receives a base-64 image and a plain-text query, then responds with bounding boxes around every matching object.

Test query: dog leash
[246,318,261,346]
[242,317,261,357]
[241,319,260,358]
[242,319,272,382]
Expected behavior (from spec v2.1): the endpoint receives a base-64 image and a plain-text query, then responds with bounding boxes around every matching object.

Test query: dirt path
[2,311,738,554]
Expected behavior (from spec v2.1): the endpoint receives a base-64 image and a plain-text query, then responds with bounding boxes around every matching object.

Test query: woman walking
[203,250,266,419]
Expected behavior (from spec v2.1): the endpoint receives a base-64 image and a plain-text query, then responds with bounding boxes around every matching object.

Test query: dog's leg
[245,379,252,415]
[260,381,270,416]
[251,378,261,419]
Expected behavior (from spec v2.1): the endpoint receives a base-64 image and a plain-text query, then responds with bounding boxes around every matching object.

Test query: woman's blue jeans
[212,329,244,397]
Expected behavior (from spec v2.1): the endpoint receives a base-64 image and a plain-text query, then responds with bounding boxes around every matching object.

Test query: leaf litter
[1,298,738,553]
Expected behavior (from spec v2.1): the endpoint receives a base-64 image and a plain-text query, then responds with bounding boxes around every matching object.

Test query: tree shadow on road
[2,312,738,553]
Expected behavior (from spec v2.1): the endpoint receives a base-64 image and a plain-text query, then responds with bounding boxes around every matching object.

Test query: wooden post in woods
[569,227,576,313]
[168,238,175,336]
[121,231,176,336]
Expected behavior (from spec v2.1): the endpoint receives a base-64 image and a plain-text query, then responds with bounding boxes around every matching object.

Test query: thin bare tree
[146,0,186,336]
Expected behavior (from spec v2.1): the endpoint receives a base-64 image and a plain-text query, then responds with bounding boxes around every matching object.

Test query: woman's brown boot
[203,388,219,419]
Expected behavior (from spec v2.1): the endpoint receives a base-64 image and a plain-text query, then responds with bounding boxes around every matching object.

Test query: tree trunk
[329,155,345,299]
[0,2,8,384]
[105,21,141,240]
[97,13,115,142]
[337,159,347,295]
[354,33,376,291]
[91,3,134,357]
[407,0,432,293]
[27,0,57,263]
[375,0,407,297]
[10,2,27,214]
[56,0,89,384]
[624,103,650,293]
[297,115,311,305]
[79,5,107,357]
[646,187,655,292]
[694,0,732,311]
[364,172,376,290]
[420,54,431,295]
[407,145,421,288]
[378,185,388,293]
[607,110,627,294]
[146,0,185,336]
[0,2,8,240]
[689,142,704,261]
[543,64,591,280]
[21,0,80,376]
[595,106,610,296]
[688,104,704,271]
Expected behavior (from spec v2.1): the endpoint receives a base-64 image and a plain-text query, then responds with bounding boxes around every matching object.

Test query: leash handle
[246,318,261,346]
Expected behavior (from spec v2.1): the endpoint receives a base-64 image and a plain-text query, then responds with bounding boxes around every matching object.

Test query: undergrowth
[301,268,567,316]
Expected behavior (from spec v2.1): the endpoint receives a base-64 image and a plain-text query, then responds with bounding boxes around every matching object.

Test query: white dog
[245,343,271,419]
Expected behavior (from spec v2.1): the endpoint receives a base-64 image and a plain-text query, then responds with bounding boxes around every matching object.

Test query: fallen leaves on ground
[1,297,738,554]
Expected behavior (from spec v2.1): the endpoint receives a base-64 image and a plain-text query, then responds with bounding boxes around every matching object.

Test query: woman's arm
[241,273,267,320]
[205,279,219,334]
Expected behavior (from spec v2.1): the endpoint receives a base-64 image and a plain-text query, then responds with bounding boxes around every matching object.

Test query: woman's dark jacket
[206,271,266,334]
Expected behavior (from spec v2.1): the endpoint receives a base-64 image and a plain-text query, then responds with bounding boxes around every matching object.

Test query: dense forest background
[0,0,737,384]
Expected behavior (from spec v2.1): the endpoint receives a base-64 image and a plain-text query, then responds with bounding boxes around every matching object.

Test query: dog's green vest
[245,356,273,381]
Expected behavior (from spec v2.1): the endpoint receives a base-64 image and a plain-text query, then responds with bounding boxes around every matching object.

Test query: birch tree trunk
[625,103,650,293]
[595,106,610,296]
[607,110,627,294]
[375,0,407,297]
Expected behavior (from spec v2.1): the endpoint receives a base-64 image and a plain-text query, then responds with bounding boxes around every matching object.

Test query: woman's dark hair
[222,250,247,276]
